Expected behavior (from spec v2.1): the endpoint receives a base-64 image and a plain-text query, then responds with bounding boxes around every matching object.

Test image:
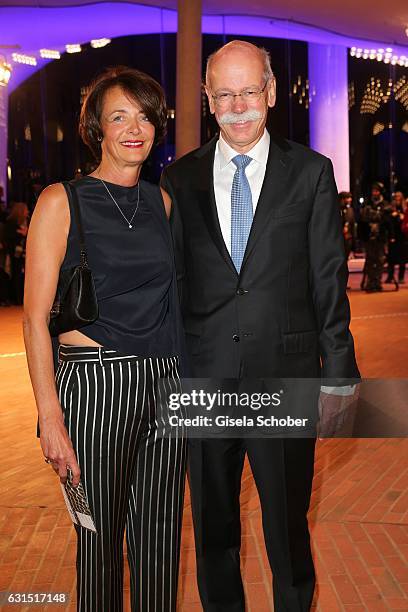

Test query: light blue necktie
[231,154,253,273]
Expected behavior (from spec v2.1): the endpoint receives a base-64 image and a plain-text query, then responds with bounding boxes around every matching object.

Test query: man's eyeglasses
[211,82,268,108]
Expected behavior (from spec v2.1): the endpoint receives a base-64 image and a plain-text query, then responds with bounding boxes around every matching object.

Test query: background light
[0,61,12,86]
[350,45,408,67]
[0,5,406,93]
[90,38,111,49]
[40,49,61,59]
[65,44,81,54]
[12,53,36,66]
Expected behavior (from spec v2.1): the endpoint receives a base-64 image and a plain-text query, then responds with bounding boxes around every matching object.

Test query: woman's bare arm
[23,183,80,485]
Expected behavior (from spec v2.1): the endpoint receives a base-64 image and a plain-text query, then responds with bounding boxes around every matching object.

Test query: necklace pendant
[99,178,139,229]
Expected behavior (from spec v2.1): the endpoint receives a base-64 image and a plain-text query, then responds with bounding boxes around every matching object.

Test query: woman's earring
[97,136,103,142]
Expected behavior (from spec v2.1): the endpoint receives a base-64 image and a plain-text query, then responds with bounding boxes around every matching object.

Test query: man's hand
[317,386,360,439]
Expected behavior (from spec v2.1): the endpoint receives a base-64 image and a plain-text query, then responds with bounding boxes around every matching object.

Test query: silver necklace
[99,178,140,229]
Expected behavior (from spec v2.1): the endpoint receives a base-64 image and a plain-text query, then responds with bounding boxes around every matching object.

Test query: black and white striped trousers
[55,345,187,612]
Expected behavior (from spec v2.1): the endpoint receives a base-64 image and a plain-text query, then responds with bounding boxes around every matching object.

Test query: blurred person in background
[0,194,11,306]
[402,200,408,265]
[27,173,45,214]
[391,191,407,211]
[338,191,355,260]
[384,192,407,285]
[0,185,6,222]
[359,182,389,292]
[4,201,29,304]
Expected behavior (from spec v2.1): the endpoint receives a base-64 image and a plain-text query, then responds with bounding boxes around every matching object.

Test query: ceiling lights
[65,44,82,54]
[90,38,111,49]
[350,46,408,67]
[12,52,37,66]
[1,36,112,86]
[6,39,111,66]
[40,49,61,59]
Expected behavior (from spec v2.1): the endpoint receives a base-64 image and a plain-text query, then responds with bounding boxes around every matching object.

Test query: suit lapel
[241,137,292,270]
[194,138,237,275]
[192,134,292,276]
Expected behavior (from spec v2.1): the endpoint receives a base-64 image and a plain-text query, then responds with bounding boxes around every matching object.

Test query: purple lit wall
[2,5,408,93]
[1,3,408,193]
[308,44,350,191]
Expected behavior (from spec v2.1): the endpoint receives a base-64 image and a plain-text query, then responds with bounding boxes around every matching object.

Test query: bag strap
[62,181,89,268]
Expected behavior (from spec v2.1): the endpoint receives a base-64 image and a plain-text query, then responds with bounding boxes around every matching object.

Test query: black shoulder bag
[49,181,98,337]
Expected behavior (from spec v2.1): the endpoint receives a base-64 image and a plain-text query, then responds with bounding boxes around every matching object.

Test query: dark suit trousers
[188,437,316,612]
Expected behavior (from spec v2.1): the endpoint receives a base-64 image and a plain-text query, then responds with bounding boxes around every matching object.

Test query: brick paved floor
[0,280,407,611]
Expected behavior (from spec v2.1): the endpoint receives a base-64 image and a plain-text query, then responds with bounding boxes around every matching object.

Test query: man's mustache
[218,110,263,125]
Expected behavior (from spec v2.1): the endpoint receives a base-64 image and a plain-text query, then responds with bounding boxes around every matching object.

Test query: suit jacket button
[236,288,247,295]
[232,334,240,342]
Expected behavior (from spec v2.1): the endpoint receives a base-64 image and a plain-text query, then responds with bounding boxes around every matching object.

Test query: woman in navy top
[24,67,187,612]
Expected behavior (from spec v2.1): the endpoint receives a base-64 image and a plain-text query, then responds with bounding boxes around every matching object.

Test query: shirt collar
[217,129,270,170]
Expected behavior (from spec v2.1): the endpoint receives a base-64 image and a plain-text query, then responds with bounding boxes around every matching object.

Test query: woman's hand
[40,412,81,486]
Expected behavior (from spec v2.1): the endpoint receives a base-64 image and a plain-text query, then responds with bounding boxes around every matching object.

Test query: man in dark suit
[162,40,359,611]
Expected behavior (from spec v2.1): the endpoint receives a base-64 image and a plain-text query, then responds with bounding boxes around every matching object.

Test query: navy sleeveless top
[60,176,188,371]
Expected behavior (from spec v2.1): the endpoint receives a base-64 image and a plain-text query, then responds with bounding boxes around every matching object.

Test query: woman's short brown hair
[79,66,167,159]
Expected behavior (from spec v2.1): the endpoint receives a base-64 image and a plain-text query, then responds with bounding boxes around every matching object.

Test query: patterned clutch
[60,469,97,533]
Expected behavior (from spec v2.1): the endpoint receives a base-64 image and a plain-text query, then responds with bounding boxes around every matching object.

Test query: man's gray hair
[205,42,274,87]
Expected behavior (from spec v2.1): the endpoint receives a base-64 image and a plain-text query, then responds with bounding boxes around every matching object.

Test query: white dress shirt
[214,129,270,254]
[212,129,355,398]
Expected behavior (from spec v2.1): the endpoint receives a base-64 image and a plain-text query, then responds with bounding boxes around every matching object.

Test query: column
[176,0,202,159]
[0,85,8,203]
[308,44,350,191]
